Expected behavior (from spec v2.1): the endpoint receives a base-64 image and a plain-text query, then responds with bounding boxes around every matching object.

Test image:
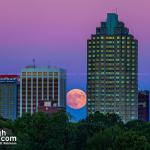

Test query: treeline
[0,111,150,150]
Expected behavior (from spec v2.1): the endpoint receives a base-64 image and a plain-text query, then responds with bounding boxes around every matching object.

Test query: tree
[86,125,150,150]
[125,120,150,144]
[12,111,68,150]
[115,131,150,150]
[86,126,122,150]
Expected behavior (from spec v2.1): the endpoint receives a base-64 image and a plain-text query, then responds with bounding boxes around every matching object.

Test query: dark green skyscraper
[87,13,138,122]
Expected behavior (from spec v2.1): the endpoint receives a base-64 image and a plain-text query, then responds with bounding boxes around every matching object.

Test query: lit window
[27,72,31,76]
[33,72,37,76]
[38,72,42,76]
[44,72,47,76]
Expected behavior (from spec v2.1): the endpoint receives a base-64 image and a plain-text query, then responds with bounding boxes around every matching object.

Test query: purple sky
[0,0,150,91]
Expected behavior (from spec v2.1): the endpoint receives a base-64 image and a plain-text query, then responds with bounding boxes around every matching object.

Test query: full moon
[67,89,86,109]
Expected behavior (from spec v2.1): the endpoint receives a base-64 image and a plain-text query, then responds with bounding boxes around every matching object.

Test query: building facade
[138,91,149,122]
[38,100,64,115]
[87,13,138,122]
[0,75,19,120]
[19,66,66,117]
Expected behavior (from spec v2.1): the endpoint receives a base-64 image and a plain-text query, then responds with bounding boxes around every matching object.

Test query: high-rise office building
[19,66,66,117]
[87,13,138,122]
[0,75,19,120]
[138,90,149,122]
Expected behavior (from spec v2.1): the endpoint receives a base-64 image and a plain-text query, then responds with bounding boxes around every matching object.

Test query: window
[27,72,31,76]
[22,72,26,76]
[33,72,37,76]
[44,72,47,76]
[38,72,42,76]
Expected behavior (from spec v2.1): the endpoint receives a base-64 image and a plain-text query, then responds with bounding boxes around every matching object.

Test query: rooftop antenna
[33,58,35,69]
[116,8,118,14]
[48,60,50,68]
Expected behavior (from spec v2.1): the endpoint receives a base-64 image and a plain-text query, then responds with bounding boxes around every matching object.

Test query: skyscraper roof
[96,13,130,36]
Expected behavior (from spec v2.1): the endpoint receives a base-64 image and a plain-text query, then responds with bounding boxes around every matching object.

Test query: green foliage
[86,126,122,150]
[0,112,150,150]
[116,131,150,150]
[87,126,150,150]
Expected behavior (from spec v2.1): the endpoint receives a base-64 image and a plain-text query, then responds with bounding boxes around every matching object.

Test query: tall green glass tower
[87,13,138,122]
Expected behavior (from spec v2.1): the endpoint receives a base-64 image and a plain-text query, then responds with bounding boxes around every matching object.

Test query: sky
[0,0,150,121]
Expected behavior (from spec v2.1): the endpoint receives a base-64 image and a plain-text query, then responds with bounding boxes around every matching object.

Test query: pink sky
[0,0,149,90]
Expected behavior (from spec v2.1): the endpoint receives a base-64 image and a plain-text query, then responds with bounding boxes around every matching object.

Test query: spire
[106,13,118,35]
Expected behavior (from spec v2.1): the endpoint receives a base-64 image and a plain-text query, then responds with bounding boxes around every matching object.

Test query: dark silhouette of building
[138,90,149,122]
[38,100,64,114]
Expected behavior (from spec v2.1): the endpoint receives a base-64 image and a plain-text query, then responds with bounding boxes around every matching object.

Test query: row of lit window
[88,56,136,61]
[88,76,136,80]
[22,72,59,76]
[88,49,137,53]
[88,67,136,71]
[88,45,136,50]
[88,45,136,49]
[89,40,136,45]
[88,70,136,74]
[87,98,136,102]
[88,74,135,79]
[88,56,135,61]
[88,62,135,66]
[88,50,135,54]
[88,65,136,69]
[91,36,133,40]
[89,94,135,98]
[89,80,136,83]
[88,103,136,107]
[87,87,136,90]
[88,60,135,64]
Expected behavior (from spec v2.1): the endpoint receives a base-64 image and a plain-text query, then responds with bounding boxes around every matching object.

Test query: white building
[19,66,66,116]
